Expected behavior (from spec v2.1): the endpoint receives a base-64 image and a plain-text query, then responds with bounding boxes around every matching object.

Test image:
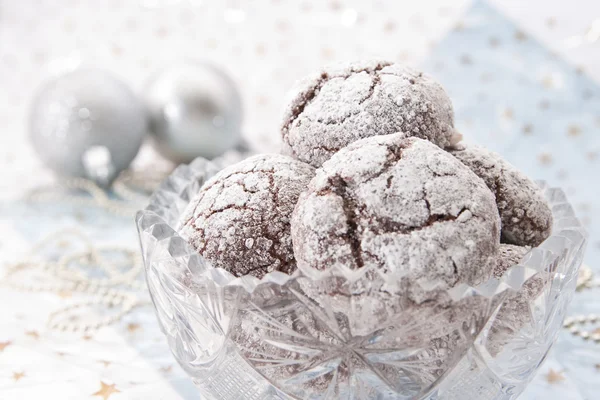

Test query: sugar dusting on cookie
[451,145,553,247]
[291,134,500,301]
[281,60,456,167]
[179,154,314,278]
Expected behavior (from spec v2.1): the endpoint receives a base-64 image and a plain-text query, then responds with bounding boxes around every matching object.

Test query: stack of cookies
[179,60,552,297]
[177,61,555,392]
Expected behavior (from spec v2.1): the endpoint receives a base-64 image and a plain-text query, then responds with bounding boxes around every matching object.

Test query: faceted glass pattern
[136,158,586,400]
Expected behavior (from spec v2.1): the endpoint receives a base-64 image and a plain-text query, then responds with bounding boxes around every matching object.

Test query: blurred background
[0,0,599,399]
[1,0,599,192]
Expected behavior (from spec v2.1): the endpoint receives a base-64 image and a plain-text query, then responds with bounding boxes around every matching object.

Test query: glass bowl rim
[136,156,587,300]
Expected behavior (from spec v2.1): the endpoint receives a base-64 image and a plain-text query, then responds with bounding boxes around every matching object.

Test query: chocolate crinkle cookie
[291,135,500,301]
[450,145,553,247]
[178,154,315,279]
[281,60,457,168]
[493,243,531,279]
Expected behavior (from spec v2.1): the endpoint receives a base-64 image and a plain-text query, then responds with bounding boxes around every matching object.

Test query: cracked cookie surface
[281,60,456,167]
[179,154,315,279]
[450,145,553,247]
[291,135,500,301]
[494,244,531,278]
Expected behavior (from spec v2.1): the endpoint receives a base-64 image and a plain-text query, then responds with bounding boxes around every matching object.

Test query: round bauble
[29,69,147,186]
[145,61,243,163]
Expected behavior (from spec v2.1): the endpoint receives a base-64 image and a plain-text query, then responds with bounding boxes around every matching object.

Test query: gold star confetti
[545,369,565,384]
[568,125,582,137]
[398,52,411,62]
[541,75,554,88]
[321,47,334,59]
[538,153,553,165]
[383,21,396,33]
[329,0,341,11]
[83,334,93,341]
[99,360,111,368]
[127,323,141,333]
[160,365,173,374]
[74,211,86,222]
[256,95,268,106]
[502,108,514,120]
[92,382,120,400]
[13,371,25,382]
[460,55,472,65]
[255,43,266,56]
[155,26,169,38]
[453,21,465,31]
[276,20,289,32]
[25,331,40,340]
[515,30,527,41]
[488,37,500,48]
[111,44,123,57]
[0,341,11,352]
[523,124,534,135]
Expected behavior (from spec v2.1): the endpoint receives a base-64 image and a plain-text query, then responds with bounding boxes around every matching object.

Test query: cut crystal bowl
[136,157,587,400]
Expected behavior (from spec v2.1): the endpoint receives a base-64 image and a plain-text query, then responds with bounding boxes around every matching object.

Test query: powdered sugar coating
[494,244,531,278]
[179,154,315,278]
[281,60,456,167]
[291,135,500,300]
[450,145,553,247]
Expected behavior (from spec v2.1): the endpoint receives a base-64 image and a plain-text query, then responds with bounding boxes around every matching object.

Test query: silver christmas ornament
[144,61,243,163]
[29,69,147,186]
